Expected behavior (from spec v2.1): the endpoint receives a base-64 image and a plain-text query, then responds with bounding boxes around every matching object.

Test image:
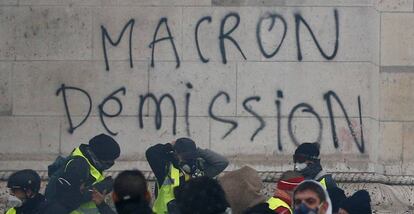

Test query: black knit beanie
[89,133,121,161]
[173,138,197,160]
[294,143,320,160]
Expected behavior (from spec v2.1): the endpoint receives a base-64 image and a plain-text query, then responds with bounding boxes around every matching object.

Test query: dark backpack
[44,155,72,201]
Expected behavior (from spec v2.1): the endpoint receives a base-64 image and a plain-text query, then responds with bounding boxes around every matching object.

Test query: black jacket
[5,194,46,214]
[44,145,116,214]
[243,203,275,214]
[146,143,229,186]
[114,199,153,214]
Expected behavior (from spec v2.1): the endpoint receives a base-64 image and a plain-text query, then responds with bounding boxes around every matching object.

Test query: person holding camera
[146,138,229,214]
[44,133,119,214]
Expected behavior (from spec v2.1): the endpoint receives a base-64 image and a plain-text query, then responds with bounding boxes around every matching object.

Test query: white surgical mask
[7,195,23,208]
[294,163,308,171]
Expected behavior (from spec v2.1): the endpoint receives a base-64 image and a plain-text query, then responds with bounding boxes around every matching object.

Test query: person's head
[338,190,372,214]
[276,171,304,197]
[218,166,265,214]
[173,138,204,177]
[7,169,41,206]
[293,143,320,172]
[88,133,121,170]
[174,176,229,214]
[293,180,331,214]
[112,170,151,213]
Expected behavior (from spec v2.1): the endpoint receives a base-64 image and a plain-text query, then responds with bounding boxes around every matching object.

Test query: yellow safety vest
[5,208,16,214]
[153,164,188,214]
[69,147,105,214]
[319,177,327,189]
[267,197,292,214]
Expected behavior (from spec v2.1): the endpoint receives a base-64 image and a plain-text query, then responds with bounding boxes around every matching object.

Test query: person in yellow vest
[44,133,120,214]
[267,171,304,214]
[5,169,46,214]
[146,138,229,214]
[293,143,337,191]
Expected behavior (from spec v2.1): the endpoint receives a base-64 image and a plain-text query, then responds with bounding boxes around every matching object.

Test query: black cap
[89,133,121,161]
[7,169,41,193]
[294,143,320,162]
[340,190,372,214]
[174,138,197,160]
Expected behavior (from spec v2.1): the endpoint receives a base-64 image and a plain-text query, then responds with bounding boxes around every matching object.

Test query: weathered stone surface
[237,62,378,118]
[210,116,376,172]
[0,63,11,115]
[402,122,414,175]
[13,61,148,116]
[381,13,414,66]
[60,116,210,159]
[183,7,379,64]
[118,0,210,6]
[376,0,413,12]
[380,70,414,121]
[15,7,92,60]
[0,0,16,6]
[212,0,373,6]
[19,0,210,6]
[380,122,403,162]
[148,62,237,117]
[0,7,16,59]
[0,117,60,156]
[93,7,182,64]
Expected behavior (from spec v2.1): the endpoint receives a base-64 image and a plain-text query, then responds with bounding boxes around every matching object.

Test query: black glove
[92,176,113,194]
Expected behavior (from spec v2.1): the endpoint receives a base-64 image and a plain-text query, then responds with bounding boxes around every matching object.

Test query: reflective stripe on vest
[267,197,292,214]
[319,177,327,189]
[69,147,105,214]
[153,164,181,214]
[6,208,16,214]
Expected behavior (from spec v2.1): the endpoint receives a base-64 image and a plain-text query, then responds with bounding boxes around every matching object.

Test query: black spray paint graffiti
[101,9,339,70]
[57,84,365,154]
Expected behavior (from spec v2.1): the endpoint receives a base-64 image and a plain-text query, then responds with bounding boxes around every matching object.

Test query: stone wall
[0,0,413,212]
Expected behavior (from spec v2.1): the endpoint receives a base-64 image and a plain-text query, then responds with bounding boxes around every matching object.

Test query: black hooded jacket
[6,193,46,214]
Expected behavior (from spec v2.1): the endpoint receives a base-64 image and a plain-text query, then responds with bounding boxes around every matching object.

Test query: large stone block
[210,116,376,171]
[0,117,60,157]
[212,0,373,6]
[182,7,262,63]
[402,123,414,175]
[18,0,113,6]
[60,116,210,159]
[118,0,210,6]
[148,62,237,117]
[381,13,414,66]
[93,7,182,66]
[0,7,16,59]
[13,61,148,116]
[237,62,378,118]
[380,70,414,121]
[376,0,413,12]
[379,122,403,163]
[15,7,92,60]
[0,63,11,115]
[0,0,16,6]
[182,7,379,64]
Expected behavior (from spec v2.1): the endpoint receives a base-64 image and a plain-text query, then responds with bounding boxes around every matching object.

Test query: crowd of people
[4,134,372,214]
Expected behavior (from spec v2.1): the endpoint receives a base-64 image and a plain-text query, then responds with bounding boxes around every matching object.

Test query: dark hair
[174,176,229,214]
[114,170,148,201]
[294,181,326,202]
